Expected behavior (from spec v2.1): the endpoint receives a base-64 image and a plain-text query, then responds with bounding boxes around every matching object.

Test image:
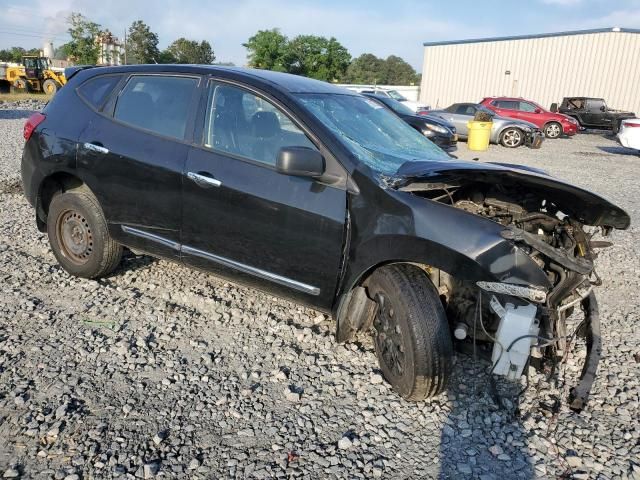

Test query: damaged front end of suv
[390,160,630,410]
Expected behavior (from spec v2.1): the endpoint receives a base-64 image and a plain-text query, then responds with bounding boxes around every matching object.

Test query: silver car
[428,103,544,148]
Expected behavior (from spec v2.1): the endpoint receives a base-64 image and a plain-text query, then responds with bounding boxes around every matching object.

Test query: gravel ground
[0,100,639,479]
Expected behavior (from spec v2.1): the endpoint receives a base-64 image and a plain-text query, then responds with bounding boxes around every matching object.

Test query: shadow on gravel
[0,109,36,120]
[112,251,159,276]
[597,146,639,156]
[439,354,534,479]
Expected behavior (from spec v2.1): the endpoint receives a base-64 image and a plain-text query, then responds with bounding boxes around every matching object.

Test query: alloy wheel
[545,123,561,138]
[503,129,522,147]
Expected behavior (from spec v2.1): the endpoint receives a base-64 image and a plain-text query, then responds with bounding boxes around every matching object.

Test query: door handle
[83,142,109,154]
[187,171,222,188]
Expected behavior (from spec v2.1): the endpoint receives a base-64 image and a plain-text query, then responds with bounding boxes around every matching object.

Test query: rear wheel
[13,78,28,92]
[47,187,122,279]
[42,79,61,95]
[366,264,453,400]
[544,122,562,139]
[500,128,524,148]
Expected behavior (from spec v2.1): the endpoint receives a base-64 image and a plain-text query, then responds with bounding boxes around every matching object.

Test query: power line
[0,30,70,42]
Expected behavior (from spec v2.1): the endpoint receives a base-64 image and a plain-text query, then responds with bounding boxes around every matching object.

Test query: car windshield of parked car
[386,90,408,101]
[297,94,450,175]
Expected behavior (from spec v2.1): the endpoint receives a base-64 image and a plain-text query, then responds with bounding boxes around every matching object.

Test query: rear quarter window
[77,75,122,110]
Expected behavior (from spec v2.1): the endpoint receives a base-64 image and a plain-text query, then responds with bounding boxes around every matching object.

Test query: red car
[480,97,579,139]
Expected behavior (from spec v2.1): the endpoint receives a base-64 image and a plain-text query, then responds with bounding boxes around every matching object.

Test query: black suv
[557,97,635,132]
[21,65,629,406]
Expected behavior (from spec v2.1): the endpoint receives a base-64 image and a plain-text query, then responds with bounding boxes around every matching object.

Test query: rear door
[490,100,520,120]
[77,73,201,260]
[181,80,347,309]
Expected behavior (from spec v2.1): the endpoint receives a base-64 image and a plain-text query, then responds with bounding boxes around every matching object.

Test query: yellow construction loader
[0,56,66,95]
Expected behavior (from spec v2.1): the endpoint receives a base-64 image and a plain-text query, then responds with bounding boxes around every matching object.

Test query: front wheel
[47,187,123,279]
[366,264,453,400]
[544,122,562,139]
[500,128,524,148]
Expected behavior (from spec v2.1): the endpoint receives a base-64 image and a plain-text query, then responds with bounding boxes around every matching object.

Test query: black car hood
[394,159,630,229]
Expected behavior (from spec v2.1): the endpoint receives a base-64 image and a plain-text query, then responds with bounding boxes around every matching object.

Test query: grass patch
[0,92,53,102]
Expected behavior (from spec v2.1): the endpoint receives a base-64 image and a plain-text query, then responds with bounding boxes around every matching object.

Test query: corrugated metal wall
[420,31,640,114]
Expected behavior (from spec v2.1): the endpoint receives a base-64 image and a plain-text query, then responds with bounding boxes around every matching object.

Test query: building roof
[423,27,640,47]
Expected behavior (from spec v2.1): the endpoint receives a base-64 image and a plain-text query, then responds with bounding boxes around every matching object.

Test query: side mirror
[534,108,542,114]
[276,146,325,178]
[600,105,606,112]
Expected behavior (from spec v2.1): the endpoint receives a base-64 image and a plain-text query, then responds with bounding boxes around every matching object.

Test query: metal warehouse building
[419,27,640,114]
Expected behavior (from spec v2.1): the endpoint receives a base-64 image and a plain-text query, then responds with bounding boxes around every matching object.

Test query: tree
[383,55,419,85]
[283,35,350,81]
[166,38,215,64]
[0,47,39,63]
[342,53,386,84]
[127,20,159,64]
[341,53,419,85]
[243,29,288,71]
[63,13,101,64]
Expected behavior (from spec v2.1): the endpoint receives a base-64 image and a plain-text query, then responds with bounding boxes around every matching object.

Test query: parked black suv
[557,97,636,132]
[21,65,630,407]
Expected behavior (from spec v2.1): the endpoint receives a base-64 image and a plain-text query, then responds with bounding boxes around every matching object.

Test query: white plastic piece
[454,323,468,340]
[491,302,539,380]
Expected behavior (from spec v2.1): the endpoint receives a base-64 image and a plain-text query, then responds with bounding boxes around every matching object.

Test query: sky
[1,0,640,70]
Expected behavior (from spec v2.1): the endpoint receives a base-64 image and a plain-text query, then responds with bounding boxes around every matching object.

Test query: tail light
[623,121,640,128]
[23,112,46,141]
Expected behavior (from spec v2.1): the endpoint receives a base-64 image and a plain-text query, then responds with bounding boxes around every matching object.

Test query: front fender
[335,181,550,314]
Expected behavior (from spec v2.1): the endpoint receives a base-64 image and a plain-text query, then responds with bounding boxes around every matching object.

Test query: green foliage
[342,53,419,85]
[244,32,350,81]
[64,13,101,64]
[127,20,160,64]
[383,55,420,85]
[243,29,288,72]
[0,47,40,63]
[342,53,386,84]
[166,38,215,64]
[244,30,416,84]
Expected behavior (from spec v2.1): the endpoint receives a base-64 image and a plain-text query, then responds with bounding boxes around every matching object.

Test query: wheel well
[334,261,443,342]
[544,120,561,127]
[36,173,85,231]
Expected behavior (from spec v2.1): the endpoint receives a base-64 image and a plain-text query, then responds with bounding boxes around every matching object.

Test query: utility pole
[123,28,127,65]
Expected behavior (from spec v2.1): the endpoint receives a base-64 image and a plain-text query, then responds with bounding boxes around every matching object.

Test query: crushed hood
[394,160,630,229]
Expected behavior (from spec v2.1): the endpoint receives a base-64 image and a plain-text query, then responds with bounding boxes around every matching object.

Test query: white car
[346,87,430,113]
[617,118,640,152]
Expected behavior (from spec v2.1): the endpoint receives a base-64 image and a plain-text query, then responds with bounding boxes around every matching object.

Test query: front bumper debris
[568,292,601,411]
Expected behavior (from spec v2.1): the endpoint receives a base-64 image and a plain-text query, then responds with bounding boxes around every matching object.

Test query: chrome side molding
[121,225,180,251]
[120,225,320,296]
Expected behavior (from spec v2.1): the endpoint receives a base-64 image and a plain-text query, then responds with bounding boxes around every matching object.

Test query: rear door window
[114,75,199,140]
[493,100,519,110]
[77,75,122,110]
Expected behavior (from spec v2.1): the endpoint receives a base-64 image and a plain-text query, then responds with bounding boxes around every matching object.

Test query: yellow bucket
[467,121,493,151]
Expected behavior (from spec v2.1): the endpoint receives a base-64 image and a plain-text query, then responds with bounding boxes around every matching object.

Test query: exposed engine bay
[400,179,611,410]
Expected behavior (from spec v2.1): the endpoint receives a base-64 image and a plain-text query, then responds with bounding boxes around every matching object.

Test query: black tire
[42,79,60,95]
[47,186,122,279]
[365,264,453,400]
[544,122,562,139]
[500,128,524,148]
